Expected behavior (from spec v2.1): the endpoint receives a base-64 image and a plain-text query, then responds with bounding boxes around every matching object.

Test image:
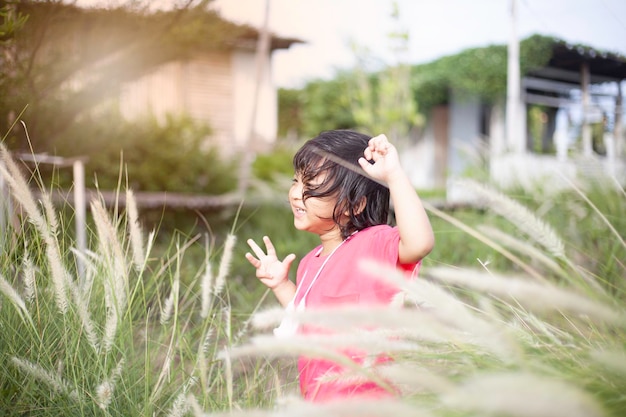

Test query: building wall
[448,91,483,178]
[118,49,278,154]
[232,50,277,151]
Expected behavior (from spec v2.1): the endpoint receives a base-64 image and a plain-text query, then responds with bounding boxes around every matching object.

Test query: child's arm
[358,134,435,264]
[245,236,297,307]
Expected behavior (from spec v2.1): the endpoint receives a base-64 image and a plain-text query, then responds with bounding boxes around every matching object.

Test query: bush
[52,112,238,195]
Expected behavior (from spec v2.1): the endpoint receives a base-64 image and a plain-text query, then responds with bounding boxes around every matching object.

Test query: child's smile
[289,173,341,242]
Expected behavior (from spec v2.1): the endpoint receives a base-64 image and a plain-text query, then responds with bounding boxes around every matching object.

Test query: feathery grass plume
[360,260,520,359]
[222,346,234,410]
[425,201,547,282]
[201,327,215,355]
[161,265,180,326]
[94,357,125,410]
[477,224,564,276]
[151,246,182,404]
[442,372,605,417]
[11,356,80,401]
[214,234,236,296]
[0,143,48,233]
[70,247,97,296]
[0,145,70,313]
[425,266,625,326]
[590,349,626,376]
[258,324,421,356]
[458,179,565,258]
[101,308,118,354]
[90,199,128,312]
[253,304,461,348]
[194,398,429,417]
[125,189,146,271]
[0,274,33,326]
[187,394,205,417]
[91,199,128,352]
[43,239,71,314]
[197,327,215,389]
[200,234,214,319]
[67,276,100,352]
[21,248,36,304]
[166,377,197,417]
[251,306,285,330]
[375,362,454,396]
[41,190,59,236]
[224,333,416,395]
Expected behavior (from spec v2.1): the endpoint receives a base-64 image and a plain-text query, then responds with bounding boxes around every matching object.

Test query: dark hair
[293,129,390,238]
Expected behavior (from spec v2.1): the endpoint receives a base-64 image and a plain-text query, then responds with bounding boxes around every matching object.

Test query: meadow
[0,139,625,416]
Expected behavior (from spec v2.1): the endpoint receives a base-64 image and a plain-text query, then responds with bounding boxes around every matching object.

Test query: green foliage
[0,0,252,153]
[0,1,28,42]
[251,144,296,184]
[277,88,304,139]
[413,34,555,111]
[349,2,423,143]
[50,112,237,194]
[278,34,557,137]
[294,72,355,137]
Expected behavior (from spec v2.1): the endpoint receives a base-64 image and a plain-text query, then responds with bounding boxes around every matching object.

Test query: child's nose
[289,183,303,200]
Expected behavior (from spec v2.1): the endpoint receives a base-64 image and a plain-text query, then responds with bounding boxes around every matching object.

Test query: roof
[231,27,305,51]
[528,39,626,84]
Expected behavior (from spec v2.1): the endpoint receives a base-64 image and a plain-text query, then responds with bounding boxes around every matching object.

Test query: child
[245,130,434,402]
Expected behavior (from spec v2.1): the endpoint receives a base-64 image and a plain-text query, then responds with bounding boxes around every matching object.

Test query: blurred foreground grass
[0,140,625,416]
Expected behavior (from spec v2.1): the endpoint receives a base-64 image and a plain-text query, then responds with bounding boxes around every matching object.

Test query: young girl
[245,130,434,402]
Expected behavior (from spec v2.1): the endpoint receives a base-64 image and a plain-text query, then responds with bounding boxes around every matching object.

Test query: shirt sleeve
[357,226,418,305]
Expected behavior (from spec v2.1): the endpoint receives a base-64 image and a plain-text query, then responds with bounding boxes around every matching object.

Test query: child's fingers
[247,238,266,259]
[244,252,260,267]
[282,253,296,267]
[358,157,374,176]
[263,236,276,256]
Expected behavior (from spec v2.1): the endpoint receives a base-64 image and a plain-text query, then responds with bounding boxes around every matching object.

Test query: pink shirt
[294,225,420,402]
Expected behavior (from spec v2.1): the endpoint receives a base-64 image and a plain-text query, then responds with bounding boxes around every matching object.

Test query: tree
[0,0,247,152]
[349,1,423,146]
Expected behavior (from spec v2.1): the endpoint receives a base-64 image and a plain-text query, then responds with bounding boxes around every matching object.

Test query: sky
[75,0,626,88]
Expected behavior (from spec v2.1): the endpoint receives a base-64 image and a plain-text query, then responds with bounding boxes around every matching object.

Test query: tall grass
[0,143,277,415]
[217,179,626,417]
[2,133,625,417]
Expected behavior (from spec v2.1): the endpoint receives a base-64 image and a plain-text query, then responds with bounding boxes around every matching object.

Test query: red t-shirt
[294,224,420,402]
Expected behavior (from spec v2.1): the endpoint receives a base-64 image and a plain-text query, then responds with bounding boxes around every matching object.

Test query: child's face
[289,172,341,239]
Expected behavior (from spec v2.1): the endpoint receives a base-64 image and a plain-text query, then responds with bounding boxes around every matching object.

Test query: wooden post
[0,161,8,246]
[506,0,522,153]
[614,81,623,159]
[237,0,272,196]
[73,159,86,284]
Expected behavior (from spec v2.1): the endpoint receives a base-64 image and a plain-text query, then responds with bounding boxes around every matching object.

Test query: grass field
[1,141,625,416]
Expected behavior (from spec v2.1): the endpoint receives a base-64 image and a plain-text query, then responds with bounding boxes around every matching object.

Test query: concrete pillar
[580,62,593,157]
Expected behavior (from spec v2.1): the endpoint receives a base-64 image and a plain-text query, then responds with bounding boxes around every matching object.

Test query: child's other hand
[358,134,402,183]
[245,236,296,289]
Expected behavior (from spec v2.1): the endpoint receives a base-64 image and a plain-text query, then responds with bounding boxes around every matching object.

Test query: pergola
[522,41,626,159]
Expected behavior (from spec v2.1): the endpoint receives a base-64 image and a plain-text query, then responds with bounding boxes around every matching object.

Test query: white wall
[448,92,483,177]
[232,50,277,150]
[403,126,436,189]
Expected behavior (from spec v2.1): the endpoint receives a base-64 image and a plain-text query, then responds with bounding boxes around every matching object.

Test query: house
[117,27,302,154]
[403,35,626,196]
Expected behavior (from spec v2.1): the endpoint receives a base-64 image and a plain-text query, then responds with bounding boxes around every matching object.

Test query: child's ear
[345,197,367,216]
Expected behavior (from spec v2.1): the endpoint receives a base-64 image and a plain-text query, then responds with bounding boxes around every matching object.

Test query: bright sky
[75,0,626,88]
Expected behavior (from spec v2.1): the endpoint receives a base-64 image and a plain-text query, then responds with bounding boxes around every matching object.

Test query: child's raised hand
[358,134,402,184]
[245,236,296,289]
